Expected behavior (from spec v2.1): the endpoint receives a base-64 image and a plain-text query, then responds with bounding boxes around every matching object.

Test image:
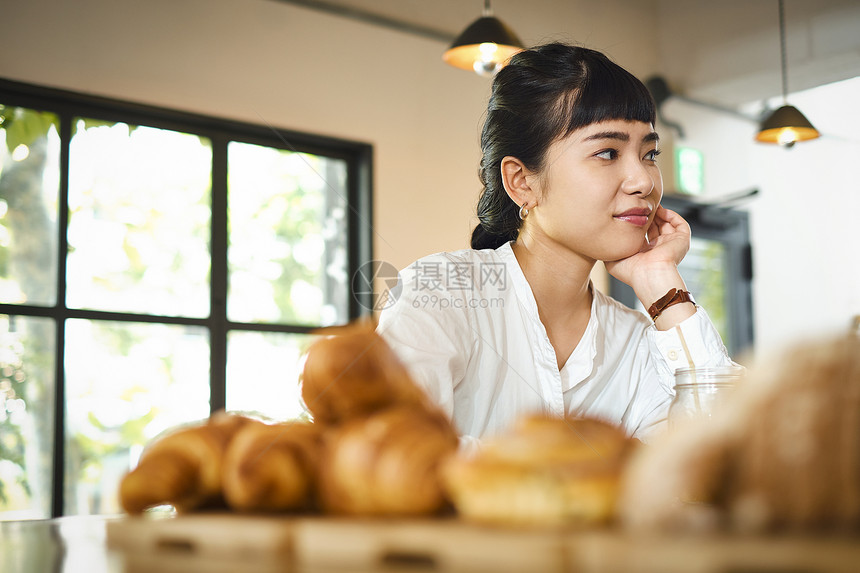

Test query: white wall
[747,79,860,352]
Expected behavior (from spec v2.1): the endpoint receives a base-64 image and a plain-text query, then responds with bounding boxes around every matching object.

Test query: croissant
[300,321,432,425]
[119,412,259,514]
[222,420,323,512]
[619,333,860,532]
[317,406,458,515]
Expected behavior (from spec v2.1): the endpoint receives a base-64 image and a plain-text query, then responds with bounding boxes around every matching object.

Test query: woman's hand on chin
[604,207,695,326]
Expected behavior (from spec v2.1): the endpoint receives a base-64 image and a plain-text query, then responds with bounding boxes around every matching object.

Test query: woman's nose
[621,160,655,196]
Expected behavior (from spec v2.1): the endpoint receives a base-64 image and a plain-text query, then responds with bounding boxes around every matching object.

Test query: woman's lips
[614,210,651,227]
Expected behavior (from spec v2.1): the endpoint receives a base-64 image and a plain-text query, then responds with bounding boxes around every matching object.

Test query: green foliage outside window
[1,97,354,517]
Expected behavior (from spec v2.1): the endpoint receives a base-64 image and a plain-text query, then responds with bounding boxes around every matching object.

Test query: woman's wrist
[631,266,696,330]
[630,265,687,307]
[652,301,696,330]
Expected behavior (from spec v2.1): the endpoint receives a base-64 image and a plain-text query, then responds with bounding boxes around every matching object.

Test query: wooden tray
[294,517,565,572]
[107,513,860,573]
[565,531,860,573]
[107,513,293,558]
[107,514,565,572]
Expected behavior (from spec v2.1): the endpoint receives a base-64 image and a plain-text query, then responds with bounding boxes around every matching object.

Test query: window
[0,79,372,519]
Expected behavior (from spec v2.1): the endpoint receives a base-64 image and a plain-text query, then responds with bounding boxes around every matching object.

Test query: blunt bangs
[557,55,656,138]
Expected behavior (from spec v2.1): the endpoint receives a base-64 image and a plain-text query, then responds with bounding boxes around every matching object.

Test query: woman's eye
[644,149,662,161]
[595,149,618,160]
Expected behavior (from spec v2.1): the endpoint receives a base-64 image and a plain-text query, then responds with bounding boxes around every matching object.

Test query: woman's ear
[500,156,538,210]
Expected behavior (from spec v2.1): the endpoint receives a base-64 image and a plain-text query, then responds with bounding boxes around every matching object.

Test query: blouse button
[668,349,679,361]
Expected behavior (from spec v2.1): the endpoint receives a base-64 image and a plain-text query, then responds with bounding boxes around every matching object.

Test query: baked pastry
[317,406,459,515]
[619,333,860,532]
[119,412,259,514]
[222,420,323,512]
[300,321,433,425]
[441,415,636,527]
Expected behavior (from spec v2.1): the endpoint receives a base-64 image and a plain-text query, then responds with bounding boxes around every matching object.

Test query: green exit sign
[675,147,704,195]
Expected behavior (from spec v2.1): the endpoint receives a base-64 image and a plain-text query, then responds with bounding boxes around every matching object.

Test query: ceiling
[271,0,860,108]
[272,0,512,42]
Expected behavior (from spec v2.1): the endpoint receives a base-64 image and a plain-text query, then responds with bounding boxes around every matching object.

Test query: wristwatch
[648,288,694,321]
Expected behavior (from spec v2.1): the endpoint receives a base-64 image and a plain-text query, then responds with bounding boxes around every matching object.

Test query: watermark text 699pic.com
[411,293,504,310]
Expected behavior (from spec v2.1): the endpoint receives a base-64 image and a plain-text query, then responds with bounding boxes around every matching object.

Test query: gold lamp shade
[443,15,524,76]
[755,0,820,146]
[755,104,820,146]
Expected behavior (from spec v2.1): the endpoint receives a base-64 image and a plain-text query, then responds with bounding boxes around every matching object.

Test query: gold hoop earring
[518,203,529,220]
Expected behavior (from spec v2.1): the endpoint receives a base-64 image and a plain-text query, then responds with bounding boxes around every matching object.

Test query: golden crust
[222,421,323,513]
[442,415,635,526]
[300,322,433,425]
[318,406,459,516]
[119,413,259,514]
[482,415,631,470]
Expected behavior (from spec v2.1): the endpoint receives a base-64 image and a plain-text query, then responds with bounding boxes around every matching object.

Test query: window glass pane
[679,237,730,349]
[228,142,348,326]
[63,319,210,516]
[0,105,60,307]
[226,331,315,421]
[67,121,212,318]
[0,315,55,520]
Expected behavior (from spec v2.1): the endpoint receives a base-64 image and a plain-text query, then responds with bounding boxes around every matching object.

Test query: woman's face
[525,119,663,262]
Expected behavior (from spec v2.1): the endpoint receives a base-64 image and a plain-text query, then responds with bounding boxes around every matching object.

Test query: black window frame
[0,77,374,518]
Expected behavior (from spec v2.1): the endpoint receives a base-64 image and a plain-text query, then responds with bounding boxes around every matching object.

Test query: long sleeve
[376,255,474,424]
[631,306,734,440]
[646,306,734,389]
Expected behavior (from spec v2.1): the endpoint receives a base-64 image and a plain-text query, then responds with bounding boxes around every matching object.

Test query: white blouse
[377,241,733,443]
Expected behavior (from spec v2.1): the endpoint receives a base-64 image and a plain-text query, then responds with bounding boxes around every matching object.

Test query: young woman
[377,43,733,446]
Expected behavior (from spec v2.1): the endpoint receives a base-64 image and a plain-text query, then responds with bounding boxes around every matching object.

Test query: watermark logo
[352,260,402,312]
[352,259,508,313]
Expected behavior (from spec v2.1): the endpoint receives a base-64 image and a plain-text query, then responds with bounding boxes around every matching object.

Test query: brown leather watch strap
[647,288,694,321]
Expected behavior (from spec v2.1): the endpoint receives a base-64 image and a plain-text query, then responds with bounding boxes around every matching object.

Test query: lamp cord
[483,0,492,17]
[779,0,788,102]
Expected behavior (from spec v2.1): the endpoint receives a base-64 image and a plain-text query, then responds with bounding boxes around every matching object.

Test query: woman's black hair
[471,43,657,250]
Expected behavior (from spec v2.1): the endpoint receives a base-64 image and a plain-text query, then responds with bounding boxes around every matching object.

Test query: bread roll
[442,415,636,527]
[119,412,258,514]
[619,333,860,532]
[318,406,458,515]
[222,420,323,512]
[300,321,432,425]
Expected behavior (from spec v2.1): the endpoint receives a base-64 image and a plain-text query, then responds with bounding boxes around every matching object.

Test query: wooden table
[1,515,124,573]
[2,513,859,573]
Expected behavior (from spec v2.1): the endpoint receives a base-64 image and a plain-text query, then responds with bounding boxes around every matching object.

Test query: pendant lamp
[755,0,820,146]
[443,0,524,77]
